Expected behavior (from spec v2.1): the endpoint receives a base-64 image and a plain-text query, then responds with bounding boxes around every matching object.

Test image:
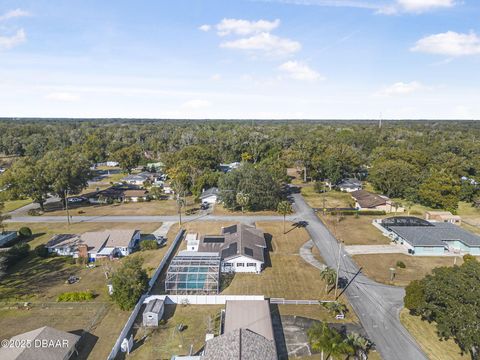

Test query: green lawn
[1,199,32,212]
[301,185,354,209]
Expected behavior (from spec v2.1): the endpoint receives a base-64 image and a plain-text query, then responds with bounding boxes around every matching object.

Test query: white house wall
[222,256,263,273]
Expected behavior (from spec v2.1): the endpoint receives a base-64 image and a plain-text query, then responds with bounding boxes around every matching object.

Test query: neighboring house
[203,300,277,360]
[425,211,461,225]
[124,189,149,202]
[200,187,219,204]
[379,216,480,255]
[351,190,404,213]
[0,326,80,360]
[337,178,362,192]
[0,231,17,247]
[219,162,241,173]
[198,224,267,273]
[46,230,140,261]
[142,298,165,327]
[46,234,82,256]
[122,172,163,186]
[95,161,119,167]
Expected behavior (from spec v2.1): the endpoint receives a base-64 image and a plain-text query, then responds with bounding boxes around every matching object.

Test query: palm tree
[320,267,337,293]
[236,192,250,213]
[322,301,347,316]
[308,322,354,360]
[277,200,293,234]
[345,332,371,360]
[176,195,185,225]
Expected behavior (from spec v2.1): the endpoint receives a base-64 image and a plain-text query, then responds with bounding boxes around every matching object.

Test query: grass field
[129,304,223,359]
[321,215,390,246]
[352,253,464,286]
[1,199,32,212]
[400,309,467,360]
[301,186,353,209]
[212,203,279,216]
[1,222,162,301]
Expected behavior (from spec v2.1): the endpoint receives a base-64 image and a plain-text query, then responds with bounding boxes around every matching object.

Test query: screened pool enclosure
[165,252,221,294]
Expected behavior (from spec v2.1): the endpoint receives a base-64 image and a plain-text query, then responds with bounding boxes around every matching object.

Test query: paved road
[291,192,427,360]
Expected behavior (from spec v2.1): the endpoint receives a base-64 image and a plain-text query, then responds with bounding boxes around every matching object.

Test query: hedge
[326,210,386,216]
[57,291,95,302]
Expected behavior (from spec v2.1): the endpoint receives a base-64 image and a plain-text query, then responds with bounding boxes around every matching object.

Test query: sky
[0,0,479,119]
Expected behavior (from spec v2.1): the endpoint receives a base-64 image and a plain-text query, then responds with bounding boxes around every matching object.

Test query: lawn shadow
[270,303,288,360]
[71,330,98,360]
[263,233,273,268]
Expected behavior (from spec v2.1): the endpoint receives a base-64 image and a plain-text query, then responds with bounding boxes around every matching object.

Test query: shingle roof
[224,300,275,341]
[124,189,149,197]
[338,178,362,188]
[144,299,164,314]
[200,187,219,199]
[0,326,80,360]
[198,224,266,262]
[351,190,389,208]
[202,328,277,360]
[389,222,480,247]
[104,229,139,248]
[79,231,110,253]
[45,234,82,249]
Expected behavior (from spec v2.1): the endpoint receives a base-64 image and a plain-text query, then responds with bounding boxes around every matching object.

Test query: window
[247,263,256,267]
[223,262,232,267]
[236,263,244,267]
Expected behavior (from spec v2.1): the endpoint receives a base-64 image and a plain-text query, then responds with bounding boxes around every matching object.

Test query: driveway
[290,191,427,360]
[345,244,408,255]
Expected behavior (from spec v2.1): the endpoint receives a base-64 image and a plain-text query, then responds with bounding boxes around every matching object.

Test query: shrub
[27,209,42,216]
[19,227,32,238]
[463,254,477,263]
[34,244,49,258]
[313,181,326,193]
[396,260,406,269]
[57,291,95,302]
[140,240,158,251]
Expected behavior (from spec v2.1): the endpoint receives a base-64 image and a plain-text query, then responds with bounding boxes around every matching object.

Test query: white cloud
[45,92,80,102]
[377,81,424,96]
[278,61,324,81]
[396,0,455,12]
[182,99,211,109]
[211,74,222,81]
[411,31,480,56]
[199,24,211,32]
[220,32,301,56]
[0,29,26,50]
[216,18,280,36]
[0,8,30,21]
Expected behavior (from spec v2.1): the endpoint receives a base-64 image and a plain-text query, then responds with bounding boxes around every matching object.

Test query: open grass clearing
[212,203,279,216]
[301,186,354,209]
[400,309,467,360]
[320,214,390,246]
[1,199,32,213]
[352,253,465,286]
[129,304,223,360]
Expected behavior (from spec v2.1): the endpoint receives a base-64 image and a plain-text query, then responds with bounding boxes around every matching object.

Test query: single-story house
[47,229,140,261]
[200,187,219,204]
[122,172,162,186]
[198,224,267,273]
[142,298,165,327]
[380,216,480,255]
[337,178,362,192]
[0,326,80,360]
[0,231,18,247]
[351,189,404,213]
[219,162,241,173]
[203,300,277,360]
[124,189,149,202]
[425,211,461,225]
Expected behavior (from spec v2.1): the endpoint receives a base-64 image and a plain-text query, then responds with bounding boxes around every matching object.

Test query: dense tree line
[1,119,480,211]
[404,256,480,359]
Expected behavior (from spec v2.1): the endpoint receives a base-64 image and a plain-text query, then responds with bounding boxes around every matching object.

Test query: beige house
[425,211,461,225]
[351,190,404,213]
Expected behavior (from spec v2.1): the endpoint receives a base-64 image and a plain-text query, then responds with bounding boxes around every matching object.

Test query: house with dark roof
[202,300,277,360]
[337,178,362,192]
[198,224,267,273]
[351,190,404,213]
[380,216,480,255]
[0,326,80,360]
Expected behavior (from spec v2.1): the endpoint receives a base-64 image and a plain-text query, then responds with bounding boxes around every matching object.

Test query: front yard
[301,186,353,209]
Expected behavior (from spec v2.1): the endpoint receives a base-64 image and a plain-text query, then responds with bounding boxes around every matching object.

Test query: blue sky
[0,0,479,119]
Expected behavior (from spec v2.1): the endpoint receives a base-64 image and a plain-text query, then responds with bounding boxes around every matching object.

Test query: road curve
[291,192,427,360]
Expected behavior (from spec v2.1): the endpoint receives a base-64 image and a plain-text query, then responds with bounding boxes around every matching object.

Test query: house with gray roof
[0,326,80,360]
[202,300,277,360]
[198,224,267,273]
[380,216,480,255]
[199,187,219,204]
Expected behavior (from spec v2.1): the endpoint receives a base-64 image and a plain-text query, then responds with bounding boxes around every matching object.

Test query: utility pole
[334,241,342,300]
[65,189,70,225]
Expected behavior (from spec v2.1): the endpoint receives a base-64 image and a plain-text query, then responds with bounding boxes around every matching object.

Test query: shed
[142,299,165,327]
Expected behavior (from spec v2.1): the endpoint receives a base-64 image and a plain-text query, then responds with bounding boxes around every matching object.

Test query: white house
[186,233,199,251]
[99,229,141,257]
[200,187,219,204]
[337,178,362,192]
[46,234,83,256]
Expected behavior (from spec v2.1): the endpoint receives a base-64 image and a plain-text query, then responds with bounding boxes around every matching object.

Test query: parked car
[200,202,209,210]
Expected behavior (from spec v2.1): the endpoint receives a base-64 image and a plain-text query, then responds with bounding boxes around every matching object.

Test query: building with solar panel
[165,251,221,294]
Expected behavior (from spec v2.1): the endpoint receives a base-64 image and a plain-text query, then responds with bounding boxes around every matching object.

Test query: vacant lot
[352,253,464,286]
[1,222,162,301]
[400,309,466,360]
[321,215,390,246]
[129,304,223,360]
[222,222,356,322]
[301,186,353,209]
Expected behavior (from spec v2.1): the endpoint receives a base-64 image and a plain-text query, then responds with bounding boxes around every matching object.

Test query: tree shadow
[263,233,273,268]
[70,330,98,360]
